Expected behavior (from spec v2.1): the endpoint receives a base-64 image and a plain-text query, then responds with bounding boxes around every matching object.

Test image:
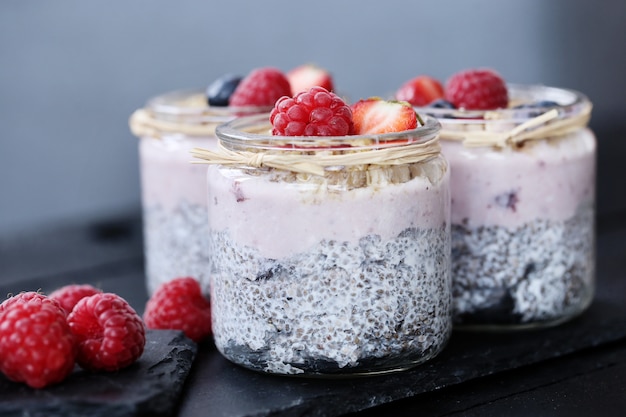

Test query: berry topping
[287,64,334,95]
[67,293,145,372]
[395,75,444,106]
[270,86,354,136]
[0,292,77,388]
[206,73,243,107]
[350,98,419,134]
[143,277,212,343]
[444,68,508,110]
[49,284,103,315]
[229,67,292,107]
[512,100,560,117]
[512,100,559,109]
[429,98,457,109]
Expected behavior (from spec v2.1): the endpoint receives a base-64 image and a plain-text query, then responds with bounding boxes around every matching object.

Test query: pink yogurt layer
[442,128,596,229]
[207,159,450,260]
[139,135,217,211]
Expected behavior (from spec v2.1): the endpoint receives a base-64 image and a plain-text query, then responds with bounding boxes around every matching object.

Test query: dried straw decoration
[191,137,441,177]
[439,103,592,148]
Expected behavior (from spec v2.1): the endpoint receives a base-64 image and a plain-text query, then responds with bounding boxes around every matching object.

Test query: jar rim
[146,89,273,124]
[415,84,591,123]
[215,113,442,151]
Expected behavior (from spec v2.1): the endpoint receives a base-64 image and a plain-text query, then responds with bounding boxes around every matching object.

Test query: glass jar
[129,90,269,295]
[418,84,595,330]
[192,113,451,376]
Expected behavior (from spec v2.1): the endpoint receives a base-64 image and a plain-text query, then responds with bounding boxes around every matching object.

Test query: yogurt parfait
[129,67,294,295]
[193,90,452,376]
[399,69,596,329]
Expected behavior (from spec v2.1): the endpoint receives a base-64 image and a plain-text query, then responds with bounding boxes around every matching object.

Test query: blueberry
[512,100,560,117]
[512,100,559,110]
[206,73,243,106]
[428,98,456,109]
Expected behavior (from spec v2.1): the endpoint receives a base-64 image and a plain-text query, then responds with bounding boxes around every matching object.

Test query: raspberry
[49,284,103,315]
[270,86,354,136]
[0,292,77,388]
[143,277,211,343]
[67,293,145,372]
[0,291,64,315]
[229,67,292,107]
[444,68,508,110]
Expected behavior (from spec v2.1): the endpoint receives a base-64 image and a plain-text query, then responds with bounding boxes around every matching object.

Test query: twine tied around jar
[440,102,592,148]
[129,109,219,138]
[191,137,441,177]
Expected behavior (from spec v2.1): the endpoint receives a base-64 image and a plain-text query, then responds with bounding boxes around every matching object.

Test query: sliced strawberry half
[395,75,444,106]
[287,64,334,95]
[351,98,419,134]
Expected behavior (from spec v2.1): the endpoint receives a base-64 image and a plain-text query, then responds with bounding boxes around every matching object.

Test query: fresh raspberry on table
[49,284,103,315]
[143,277,212,343]
[270,86,354,136]
[395,75,444,106]
[350,97,419,134]
[229,67,292,107]
[444,68,508,110]
[0,292,77,388]
[0,291,65,315]
[67,292,145,372]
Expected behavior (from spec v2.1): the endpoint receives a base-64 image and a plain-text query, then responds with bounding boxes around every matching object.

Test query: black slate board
[176,225,626,417]
[177,298,626,417]
[2,215,626,417]
[0,330,197,417]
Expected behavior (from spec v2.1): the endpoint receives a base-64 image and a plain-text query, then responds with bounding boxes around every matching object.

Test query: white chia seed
[451,201,594,326]
[209,225,452,375]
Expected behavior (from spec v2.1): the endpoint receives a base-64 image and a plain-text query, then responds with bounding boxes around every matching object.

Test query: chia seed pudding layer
[143,201,211,295]
[209,225,452,376]
[451,200,594,327]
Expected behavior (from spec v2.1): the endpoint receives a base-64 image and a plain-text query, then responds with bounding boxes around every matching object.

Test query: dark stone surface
[177,298,626,417]
[353,334,626,417]
[0,330,197,417]
[2,213,626,416]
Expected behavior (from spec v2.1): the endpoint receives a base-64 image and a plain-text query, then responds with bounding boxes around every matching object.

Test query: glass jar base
[217,338,451,378]
[452,302,592,332]
[224,354,444,379]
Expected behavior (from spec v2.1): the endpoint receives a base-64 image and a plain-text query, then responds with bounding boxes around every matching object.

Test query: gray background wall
[1,0,625,237]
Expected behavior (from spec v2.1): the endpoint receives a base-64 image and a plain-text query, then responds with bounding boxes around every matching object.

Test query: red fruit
[0,292,77,388]
[270,86,354,136]
[67,293,145,372]
[229,67,292,107]
[351,98,419,134]
[49,284,102,315]
[143,277,211,343]
[0,291,64,315]
[287,64,334,94]
[395,75,444,106]
[444,68,508,110]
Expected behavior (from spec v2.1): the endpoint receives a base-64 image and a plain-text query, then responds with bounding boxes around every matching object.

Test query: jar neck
[191,114,443,177]
[418,84,592,148]
[129,89,271,139]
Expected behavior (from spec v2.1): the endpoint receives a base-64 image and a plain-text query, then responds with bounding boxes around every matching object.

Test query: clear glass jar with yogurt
[193,113,452,376]
[419,85,595,329]
[129,91,269,295]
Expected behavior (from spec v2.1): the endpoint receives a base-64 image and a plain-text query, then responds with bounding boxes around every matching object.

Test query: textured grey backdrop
[1,0,625,236]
